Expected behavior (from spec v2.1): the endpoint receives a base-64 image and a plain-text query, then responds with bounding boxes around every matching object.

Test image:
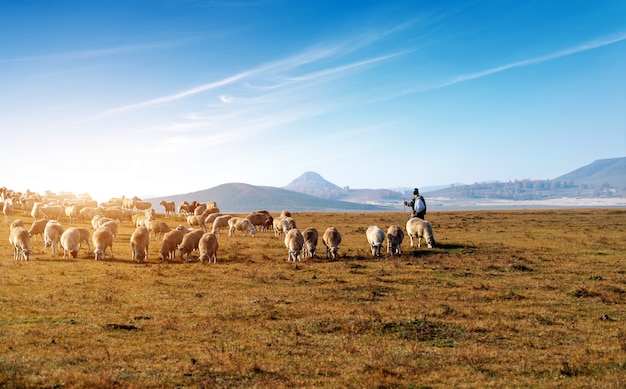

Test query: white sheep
[148,220,171,240]
[302,227,318,258]
[386,225,405,256]
[3,200,14,222]
[99,220,120,238]
[366,225,385,257]
[92,226,114,260]
[273,217,291,237]
[284,228,304,262]
[9,226,31,260]
[405,217,436,248]
[228,217,256,238]
[322,227,342,260]
[60,227,82,259]
[211,215,232,236]
[159,200,176,218]
[198,232,219,264]
[64,205,78,223]
[28,219,48,242]
[177,229,205,261]
[75,227,91,252]
[130,226,150,263]
[79,206,102,223]
[43,220,64,255]
[160,228,185,260]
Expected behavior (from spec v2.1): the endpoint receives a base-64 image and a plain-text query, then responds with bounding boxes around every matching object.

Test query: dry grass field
[1,208,625,388]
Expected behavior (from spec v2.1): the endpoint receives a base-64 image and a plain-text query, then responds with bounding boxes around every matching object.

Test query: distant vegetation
[437,179,626,200]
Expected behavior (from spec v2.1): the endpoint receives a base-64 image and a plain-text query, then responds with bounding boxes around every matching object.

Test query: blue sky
[2,0,625,202]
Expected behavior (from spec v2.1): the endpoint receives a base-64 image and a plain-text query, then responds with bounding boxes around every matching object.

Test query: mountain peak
[284,172,343,199]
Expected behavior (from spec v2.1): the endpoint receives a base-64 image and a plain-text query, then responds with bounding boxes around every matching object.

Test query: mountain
[284,172,406,205]
[554,157,626,188]
[147,182,389,213]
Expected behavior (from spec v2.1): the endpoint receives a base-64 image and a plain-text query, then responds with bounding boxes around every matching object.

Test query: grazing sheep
[177,229,205,261]
[130,226,150,263]
[3,200,14,222]
[322,227,342,260]
[186,214,206,230]
[198,232,219,264]
[193,203,207,216]
[159,200,176,218]
[228,217,256,238]
[99,220,120,238]
[31,202,44,220]
[9,226,31,260]
[246,212,272,232]
[204,212,223,230]
[79,206,102,223]
[405,217,436,248]
[302,227,318,258]
[92,226,114,260]
[134,214,154,229]
[60,227,82,259]
[40,205,64,220]
[178,201,190,216]
[64,205,78,223]
[10,219,24,230]
[366,225,385,257]
[160,228,185,260]
[284,228,304,262]
[75,227,91,252]
[280,210,291,218]
[386,225,405,256]
[284,216,297,229]
[133,200,153,212]
[273,217,291,237]
[211,215,233,236]
[43,220,64,255]
[27,219,48,242]
[148,220,171,240]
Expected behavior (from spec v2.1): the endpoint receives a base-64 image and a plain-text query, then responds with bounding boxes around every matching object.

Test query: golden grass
[1,208,625,388]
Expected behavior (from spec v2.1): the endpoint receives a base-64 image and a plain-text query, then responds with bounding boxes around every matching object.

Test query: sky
[2,0,625,203]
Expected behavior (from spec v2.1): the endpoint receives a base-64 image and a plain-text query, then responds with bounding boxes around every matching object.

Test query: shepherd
[403,188,426,219]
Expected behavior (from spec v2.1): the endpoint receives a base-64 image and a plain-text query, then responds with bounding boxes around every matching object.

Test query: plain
[1,208,626,388]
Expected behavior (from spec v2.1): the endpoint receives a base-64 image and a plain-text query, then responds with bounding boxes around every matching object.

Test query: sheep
[177,229,205,261]
[405,217,436,248]
[28,219,48,242]
[280,210,291,218]
[64,205,78,223]
[178,201,190,216]
[273,217,291,237]
[302,227,318,258]
[31,202,44,220]
[99,220,120,238]
[9,226,31,260]
[366,225,385,257]
[186,214,206,230]
[60,227,82,259]
[198,232,219,264]
[211,215,233,236]
[228,217,256,238]
[43,220,64,255]
[40,205,64,220]
[160,228,185,261]
[130,226,150,263]
[284,216,297,229]
[75,227,91,252]
[322,227,342,260]
[92,226,114,260]
[386,225,405,256]
[3,200,14,222]
[204,212,223,230]
[284,228,304,262]
[79,206,102,223]
[11,219,24,230]
[148,220,171,240]
[246,212,271,232]
[134,214,154,229]
[193,203,207,216]
[159,200,176,218]
[134,201,153,212]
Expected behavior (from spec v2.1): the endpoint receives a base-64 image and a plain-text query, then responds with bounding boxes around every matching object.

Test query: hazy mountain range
[147,157,626,212]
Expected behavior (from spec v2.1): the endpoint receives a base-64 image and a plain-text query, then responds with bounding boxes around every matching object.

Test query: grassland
[1,208,625,388]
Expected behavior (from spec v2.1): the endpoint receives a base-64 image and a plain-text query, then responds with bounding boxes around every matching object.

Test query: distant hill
[284,172,405,204]
[147,182,389,213]
[554,157,626,188]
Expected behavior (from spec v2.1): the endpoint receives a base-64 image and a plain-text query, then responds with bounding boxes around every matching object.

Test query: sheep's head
[93,249,104,261]
[70,248,79,259]
[20,249,31,260]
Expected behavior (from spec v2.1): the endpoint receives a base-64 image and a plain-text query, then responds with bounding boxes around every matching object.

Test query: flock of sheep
[2,188,436,264]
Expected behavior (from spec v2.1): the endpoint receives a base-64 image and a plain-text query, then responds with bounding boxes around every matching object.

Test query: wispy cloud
[0,38,196,64]
[433,32,626,89]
